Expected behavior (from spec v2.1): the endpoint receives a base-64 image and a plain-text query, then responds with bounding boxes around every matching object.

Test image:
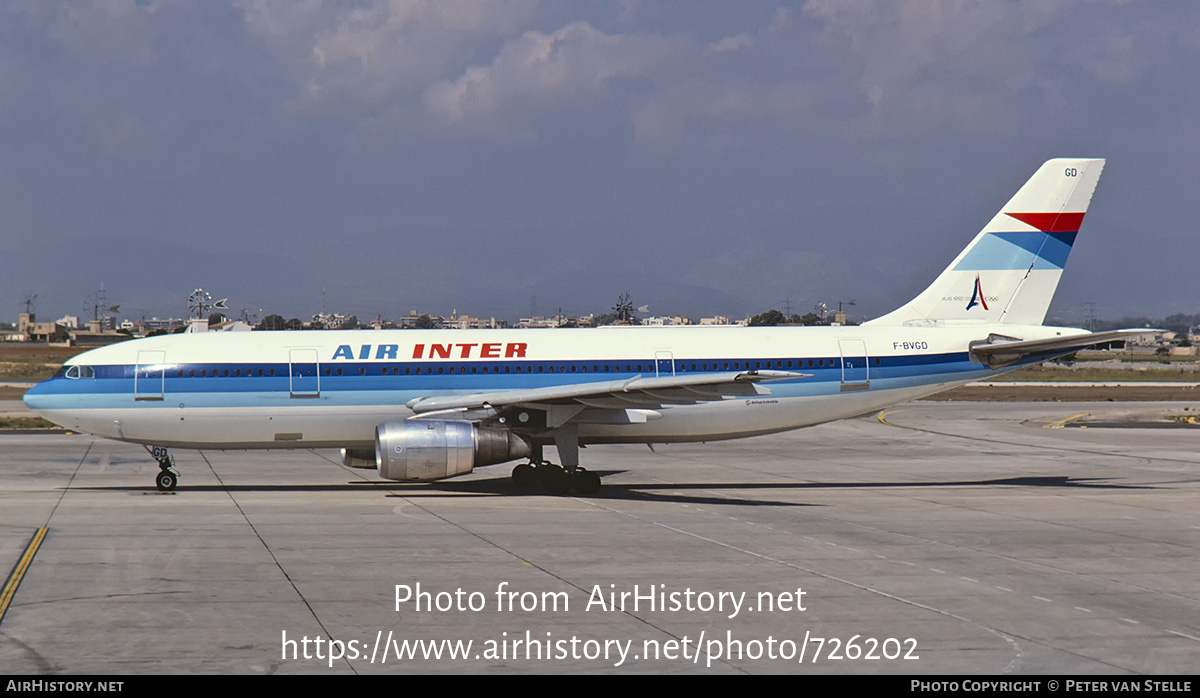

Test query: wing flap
[407,370,809,414]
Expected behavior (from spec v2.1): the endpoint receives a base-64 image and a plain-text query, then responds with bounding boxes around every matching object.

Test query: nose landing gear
[145,445,179,492]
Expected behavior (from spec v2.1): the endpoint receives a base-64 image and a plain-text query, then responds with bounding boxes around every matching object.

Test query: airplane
[23,158,1150,495]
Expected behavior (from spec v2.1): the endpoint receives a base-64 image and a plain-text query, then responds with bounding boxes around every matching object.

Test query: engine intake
[375,420,531,481]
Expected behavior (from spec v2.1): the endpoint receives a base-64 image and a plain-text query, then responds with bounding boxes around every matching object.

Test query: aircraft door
[289,348,320,398]
[135,350,166,401]
[838,339,870,391]
[655,351,675,377]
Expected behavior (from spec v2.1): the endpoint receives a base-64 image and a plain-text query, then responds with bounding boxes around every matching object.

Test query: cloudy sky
[2,0,1197,325]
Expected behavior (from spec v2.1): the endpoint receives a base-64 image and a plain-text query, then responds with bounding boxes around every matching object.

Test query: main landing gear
[510,432,602,495]
[145,445,178,492]
[511,460,601,495]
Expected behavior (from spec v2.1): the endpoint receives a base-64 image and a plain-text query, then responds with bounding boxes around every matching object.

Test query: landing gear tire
[155,469,178,492]
[538,463,570,495]
[512,463,537,489]
[571,469,601,495]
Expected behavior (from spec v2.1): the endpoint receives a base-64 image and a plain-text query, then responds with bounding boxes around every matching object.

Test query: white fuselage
[23,323,1070,450]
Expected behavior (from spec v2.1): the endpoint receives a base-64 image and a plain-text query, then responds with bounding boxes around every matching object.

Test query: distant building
[445,310,506,329]
[398,311,444,329]
[643,315,692,326]
[311,313,359,330]
[16,313,68,343]
[699,316,746,326]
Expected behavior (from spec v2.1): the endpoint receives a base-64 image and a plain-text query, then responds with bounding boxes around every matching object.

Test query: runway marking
[930,568,946,574]
[0,527,48,627]
[1120,618,1140,624]
[1168,630,1200,642]
[961,577,979,583]
[1033,596,1053,603]
[996,586,1014,592]
[1043,413,1090,429]
[877,410,904,426]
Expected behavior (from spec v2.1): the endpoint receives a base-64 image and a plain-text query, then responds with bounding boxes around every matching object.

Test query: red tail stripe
[1005,211,1086,232]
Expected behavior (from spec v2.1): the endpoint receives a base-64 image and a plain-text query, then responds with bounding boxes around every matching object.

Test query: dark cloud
[2,0,1198,324]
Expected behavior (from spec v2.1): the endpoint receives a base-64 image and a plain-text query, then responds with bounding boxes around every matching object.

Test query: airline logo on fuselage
[331,343,529,361]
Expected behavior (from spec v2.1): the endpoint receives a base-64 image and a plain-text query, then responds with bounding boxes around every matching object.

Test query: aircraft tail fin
[866,158,1105,327]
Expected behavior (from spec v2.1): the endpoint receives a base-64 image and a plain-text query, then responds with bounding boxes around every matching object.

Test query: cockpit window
[64,365,95,379]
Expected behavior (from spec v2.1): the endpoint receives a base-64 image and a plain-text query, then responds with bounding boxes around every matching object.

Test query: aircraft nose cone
[21,381,50,412]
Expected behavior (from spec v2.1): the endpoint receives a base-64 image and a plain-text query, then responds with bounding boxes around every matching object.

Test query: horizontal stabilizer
[970,329,1157,368]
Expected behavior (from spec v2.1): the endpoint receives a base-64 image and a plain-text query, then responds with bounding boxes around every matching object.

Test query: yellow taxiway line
[1043,413,1090,429]
[0,527,48,626]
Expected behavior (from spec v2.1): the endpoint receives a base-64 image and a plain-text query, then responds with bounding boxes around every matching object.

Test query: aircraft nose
[21,381,50,412]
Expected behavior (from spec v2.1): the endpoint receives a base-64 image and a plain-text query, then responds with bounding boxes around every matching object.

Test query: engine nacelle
[375,420,531,481]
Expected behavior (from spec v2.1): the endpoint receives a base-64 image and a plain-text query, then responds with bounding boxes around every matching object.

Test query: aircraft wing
[406,370,809,416]
[970,329,1157,367]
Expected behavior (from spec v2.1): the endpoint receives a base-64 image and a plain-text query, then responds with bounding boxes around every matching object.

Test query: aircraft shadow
[64,474,1153,508]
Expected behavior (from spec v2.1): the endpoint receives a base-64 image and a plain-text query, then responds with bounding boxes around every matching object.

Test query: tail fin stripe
[1006,211,1086,232]
[952,231,1076,271]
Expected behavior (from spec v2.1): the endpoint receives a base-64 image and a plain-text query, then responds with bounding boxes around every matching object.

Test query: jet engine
[375,420,531,481]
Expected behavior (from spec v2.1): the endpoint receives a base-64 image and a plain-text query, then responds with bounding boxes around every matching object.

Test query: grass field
[0,416,59,429]
[0,343,89,381]
[988,364,1200,382]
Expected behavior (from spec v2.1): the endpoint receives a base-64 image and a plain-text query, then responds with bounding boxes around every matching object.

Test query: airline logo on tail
[966,274,989,311]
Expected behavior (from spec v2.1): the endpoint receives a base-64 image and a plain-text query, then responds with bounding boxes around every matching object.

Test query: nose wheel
[155,468,178,492]
[145,445,179,492]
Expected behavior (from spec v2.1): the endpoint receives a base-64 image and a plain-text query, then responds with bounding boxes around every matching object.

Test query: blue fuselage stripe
[25,351,1022,411]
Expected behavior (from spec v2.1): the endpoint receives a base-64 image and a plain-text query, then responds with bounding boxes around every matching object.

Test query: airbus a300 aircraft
[24,158,1146,494]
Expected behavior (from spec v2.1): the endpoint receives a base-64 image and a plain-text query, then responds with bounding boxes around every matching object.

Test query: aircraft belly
[576,379,967,442]
[39,404,398,450]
